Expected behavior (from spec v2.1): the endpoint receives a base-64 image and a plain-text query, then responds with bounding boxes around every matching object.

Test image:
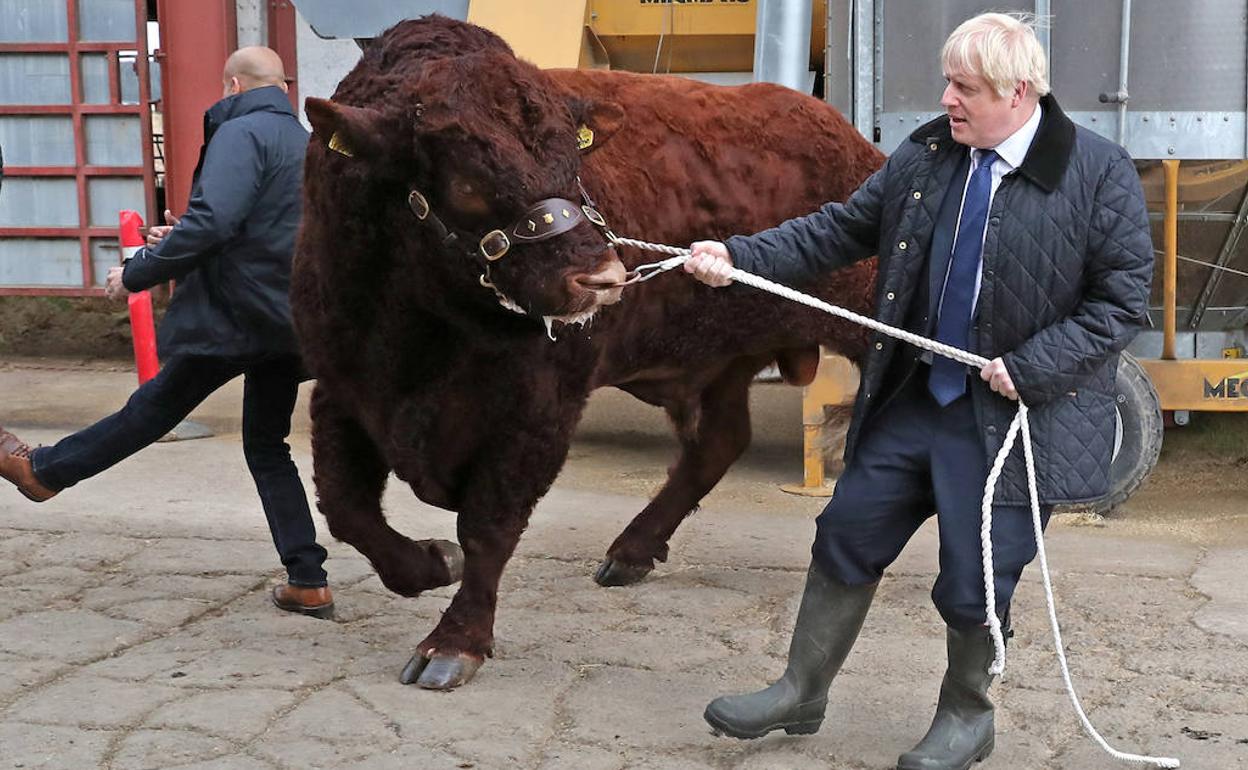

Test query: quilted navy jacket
[122,86,309,362]
[727,95,1153,505]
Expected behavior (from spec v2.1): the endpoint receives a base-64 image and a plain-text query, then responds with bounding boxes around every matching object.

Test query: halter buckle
[408,190,430,221]
[480,229,511,261]
[581,205,606,228]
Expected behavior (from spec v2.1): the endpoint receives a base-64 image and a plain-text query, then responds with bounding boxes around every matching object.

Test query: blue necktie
[928,149,998,406]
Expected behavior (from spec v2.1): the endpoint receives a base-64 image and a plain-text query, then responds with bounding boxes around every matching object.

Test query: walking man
[685,13,1152,769]
[0,47,334,619]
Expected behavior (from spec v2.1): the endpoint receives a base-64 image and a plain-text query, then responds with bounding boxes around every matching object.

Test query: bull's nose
[575,259,628,291]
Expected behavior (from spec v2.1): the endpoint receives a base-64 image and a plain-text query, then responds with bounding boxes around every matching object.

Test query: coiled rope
[608,233,1180,769]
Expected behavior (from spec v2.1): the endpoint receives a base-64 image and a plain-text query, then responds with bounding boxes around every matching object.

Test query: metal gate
[0,0,155,295]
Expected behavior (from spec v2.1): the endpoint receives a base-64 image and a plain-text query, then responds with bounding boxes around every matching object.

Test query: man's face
[940,67,1022,148]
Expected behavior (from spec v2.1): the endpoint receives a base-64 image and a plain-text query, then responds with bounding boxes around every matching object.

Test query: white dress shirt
[944,101,1044,315]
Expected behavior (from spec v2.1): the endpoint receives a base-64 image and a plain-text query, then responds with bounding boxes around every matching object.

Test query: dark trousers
[813,374,1051,629]
[30,355,328,587]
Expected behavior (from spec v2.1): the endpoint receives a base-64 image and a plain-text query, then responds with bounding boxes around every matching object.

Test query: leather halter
[405,176,611,265]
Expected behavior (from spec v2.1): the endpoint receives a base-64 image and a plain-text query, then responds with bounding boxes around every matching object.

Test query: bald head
[222,46,287,97]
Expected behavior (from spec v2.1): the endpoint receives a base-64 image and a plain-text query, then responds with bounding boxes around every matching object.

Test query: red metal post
[267,1,300,112]
[156,0,238,220]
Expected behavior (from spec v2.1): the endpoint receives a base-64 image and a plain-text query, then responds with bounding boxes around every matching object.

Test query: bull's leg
[398,403,580,689]
[310,384,463,597]
[596,359,757,586]
[399,513,526,689]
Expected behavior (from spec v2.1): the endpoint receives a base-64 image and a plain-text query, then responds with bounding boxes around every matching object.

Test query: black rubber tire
[1094,353,1164,515]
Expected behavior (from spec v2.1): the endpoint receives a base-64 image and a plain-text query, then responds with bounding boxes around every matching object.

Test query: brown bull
[293,15,884,689]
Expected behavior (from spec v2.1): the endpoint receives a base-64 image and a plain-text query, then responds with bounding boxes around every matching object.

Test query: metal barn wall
[829,0,1248,159]
[0,0,155,295]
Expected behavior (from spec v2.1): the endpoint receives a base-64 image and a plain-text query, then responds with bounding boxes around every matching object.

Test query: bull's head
[305,33,627,337]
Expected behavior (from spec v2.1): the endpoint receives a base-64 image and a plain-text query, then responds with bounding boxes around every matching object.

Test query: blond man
[687,13,1152,769]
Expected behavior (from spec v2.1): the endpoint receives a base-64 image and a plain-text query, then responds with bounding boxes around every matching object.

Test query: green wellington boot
[704,562,877,739]
[897,625,997,770]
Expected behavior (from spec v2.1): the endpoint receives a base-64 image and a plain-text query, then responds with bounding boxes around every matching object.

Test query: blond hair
[941,12,1050,98]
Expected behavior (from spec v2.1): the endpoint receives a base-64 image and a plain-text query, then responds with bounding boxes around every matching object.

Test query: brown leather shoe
[271,583,335,619]
[0,426,58,503]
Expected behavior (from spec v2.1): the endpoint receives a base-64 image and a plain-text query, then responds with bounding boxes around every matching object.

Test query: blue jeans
[31,355,328,587]
[813,373,1051,629]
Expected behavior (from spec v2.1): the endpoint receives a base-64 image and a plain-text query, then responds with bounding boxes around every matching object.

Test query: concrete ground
[0,358,1245,770]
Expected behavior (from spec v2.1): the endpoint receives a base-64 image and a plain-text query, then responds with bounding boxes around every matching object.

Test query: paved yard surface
[1,359,1245,769]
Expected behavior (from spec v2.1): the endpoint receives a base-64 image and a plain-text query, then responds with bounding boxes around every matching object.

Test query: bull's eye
[446,175,490,217]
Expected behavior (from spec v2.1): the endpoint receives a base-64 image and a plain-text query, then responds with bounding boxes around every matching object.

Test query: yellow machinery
[468,0,825,75]
[1138,160,1248,411]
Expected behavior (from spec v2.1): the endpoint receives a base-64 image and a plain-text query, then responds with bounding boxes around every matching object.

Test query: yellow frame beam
[1138,358,1248,411]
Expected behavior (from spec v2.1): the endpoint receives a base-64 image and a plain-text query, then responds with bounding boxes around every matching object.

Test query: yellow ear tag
[328,131,354,157]
[576,124,594,151]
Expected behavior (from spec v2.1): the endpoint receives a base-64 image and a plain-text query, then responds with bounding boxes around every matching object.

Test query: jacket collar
[203,85,295,139]
[908,94,1075,193]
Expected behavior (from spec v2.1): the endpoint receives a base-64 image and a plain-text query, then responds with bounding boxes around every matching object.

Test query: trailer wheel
[1096,353,1163,514]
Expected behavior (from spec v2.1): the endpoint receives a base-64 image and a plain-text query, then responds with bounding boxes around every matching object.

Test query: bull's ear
[572,99,624,155]
[305,97,388,159]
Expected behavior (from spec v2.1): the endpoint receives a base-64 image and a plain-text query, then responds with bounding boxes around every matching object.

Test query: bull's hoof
[399,651,484,689]
[427,538,465,584]
[593,558,654,587]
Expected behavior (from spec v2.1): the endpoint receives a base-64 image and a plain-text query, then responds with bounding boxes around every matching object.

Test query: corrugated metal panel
[0,54,73,104]
[87,177,145,226]
[0,0,69,43]
[78,0,138,42]
[0,116,76,165]
[89,238,119,285]
[120,53,158,103]
[0,178,80,227]
[880,0,994,114]
[84,114,141,165]
[0,240,82,286]
[145,57,160,102]
[292,0,469,39]
[81,52,160,104]
[80,53,110,103]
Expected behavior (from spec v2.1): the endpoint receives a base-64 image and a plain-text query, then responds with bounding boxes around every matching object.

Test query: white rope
[608,233,1180,769]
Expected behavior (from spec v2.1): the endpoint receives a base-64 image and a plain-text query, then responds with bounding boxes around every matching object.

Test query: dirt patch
[1109,410,1248,546]
[0,295,166,360]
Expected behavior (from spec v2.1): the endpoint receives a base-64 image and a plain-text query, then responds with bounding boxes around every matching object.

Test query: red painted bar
[0,104,142,115]
[0,228,124,238]
[66,0,93,289]
[0,287,108,297]
[267,0,299,111]
[3,167,145,177]
[107,49,121,104]
[0,42,141,53]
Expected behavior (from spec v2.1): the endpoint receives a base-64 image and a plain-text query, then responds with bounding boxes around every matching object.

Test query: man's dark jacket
[726,96,1154,505]
[123,85,309,362]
